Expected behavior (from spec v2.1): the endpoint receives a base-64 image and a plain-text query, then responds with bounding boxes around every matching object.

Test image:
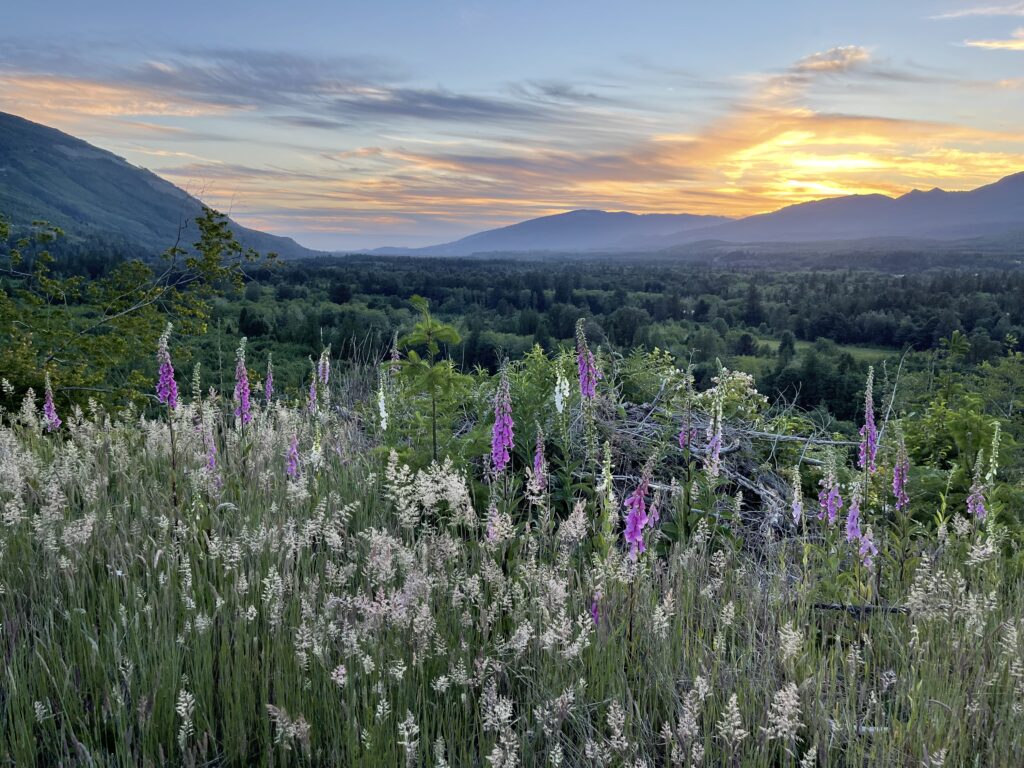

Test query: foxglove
[817,453,843,524]
[317,346,331,386]
[575,319,601,400]
[42,372,61,432]
[264,354,274,402]
[532,426,547,492]
[678,423,698,451]
[858,527,878,568]
[233,337,252,425]
[491,365,514,473]
[705,394,723,479]
[892,429,910,511]
[155,323,178,410]
[623,467,651,560]
[858,367,878,473]
[286,433,300,479]
[553,370,570,414]
[307,363,318,413]
[377,377,389,432]
[967,450,987,520]
[845,492,862,543]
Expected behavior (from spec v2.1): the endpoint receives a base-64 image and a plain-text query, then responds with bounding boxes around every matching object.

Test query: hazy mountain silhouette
[656,173,1024,246]
[370,209,732,255]
[371,173,1024,256]
[3,111,1021,259]
[0,111,323,258]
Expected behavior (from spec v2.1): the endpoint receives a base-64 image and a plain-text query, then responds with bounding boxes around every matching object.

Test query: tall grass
[0,353,1021,767]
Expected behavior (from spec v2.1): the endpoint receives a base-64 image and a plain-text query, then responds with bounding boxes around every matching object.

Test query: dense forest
[4,217,1024,425]
[196,257,1023,420]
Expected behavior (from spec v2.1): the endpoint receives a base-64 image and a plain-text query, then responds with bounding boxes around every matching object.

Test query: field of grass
[732,339,898,380]
[1,339,1020,767]
[753,337,899,362]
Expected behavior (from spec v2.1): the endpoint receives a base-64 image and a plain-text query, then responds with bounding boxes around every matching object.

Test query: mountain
[0,112,323,259]
[655,173,1024,247]
[370,209,732,256]
[372,173,1024,256]
[5,111,1021,259]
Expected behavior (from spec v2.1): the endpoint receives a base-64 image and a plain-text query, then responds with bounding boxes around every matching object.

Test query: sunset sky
[2,1,1024,249]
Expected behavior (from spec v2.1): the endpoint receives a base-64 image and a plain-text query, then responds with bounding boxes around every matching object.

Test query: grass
[731,340,897,379]
[0,357,1021,766]
[754,337,899,363]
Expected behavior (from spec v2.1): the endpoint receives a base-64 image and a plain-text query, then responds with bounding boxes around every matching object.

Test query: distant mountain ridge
[371,209,733,256]
[660,173,1024,246]
[369,173,1024,256]
[2,111,1021,260]
[0,111,323,259]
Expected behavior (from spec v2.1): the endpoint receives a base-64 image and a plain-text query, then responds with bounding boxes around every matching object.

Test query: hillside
[370,209,732,256]
[0,112,323,259]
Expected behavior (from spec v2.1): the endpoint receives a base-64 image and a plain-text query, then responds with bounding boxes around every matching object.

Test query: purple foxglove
[858,528,878,568]
[155,323,178,410]
[307,364,318,413]
[43,372,61,432]
[575,319,601,400]
[532,426,547,491]
[286,433,300,479]
[233,338,252,425]
[858,367,878,473]
[817,455,843,524]
[893,432,910,511]
[845,494,862,543]
[317,346,331,386]
[491,366,514,473]
[264,354,274,402]
[623,469,651,560]
[678,424,698,451]
[704,396,723,479]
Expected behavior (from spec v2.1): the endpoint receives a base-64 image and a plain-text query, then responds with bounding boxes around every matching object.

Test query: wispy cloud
[124,49,561,125]
[793,45,872,73]
[965,27,1024,48]
[933,3,1024,19]
[1,37,1022,248]
[508,80,618,105]
[0,44,559,127]
[148,52,1024,249]
[0,73,229,119]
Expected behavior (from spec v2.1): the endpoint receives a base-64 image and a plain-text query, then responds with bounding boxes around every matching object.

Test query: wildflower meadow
[1,307,1022,767]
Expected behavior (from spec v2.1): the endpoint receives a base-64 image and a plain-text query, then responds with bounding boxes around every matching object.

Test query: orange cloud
[965,27,1024,49]
[3,44,1023,246]
[0,73,233,135]
[159,103,1024,241]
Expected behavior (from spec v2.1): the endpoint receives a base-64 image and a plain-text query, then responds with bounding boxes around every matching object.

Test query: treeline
[239,258,1023,351]
[5,225,1023,422]
[145,256,1018,422]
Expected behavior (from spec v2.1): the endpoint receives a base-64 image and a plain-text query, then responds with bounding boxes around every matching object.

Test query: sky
[1,1,1024,250]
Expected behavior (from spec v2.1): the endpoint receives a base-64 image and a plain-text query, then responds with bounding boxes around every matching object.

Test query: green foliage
[394,296,470,463]
[0,207,272,410]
